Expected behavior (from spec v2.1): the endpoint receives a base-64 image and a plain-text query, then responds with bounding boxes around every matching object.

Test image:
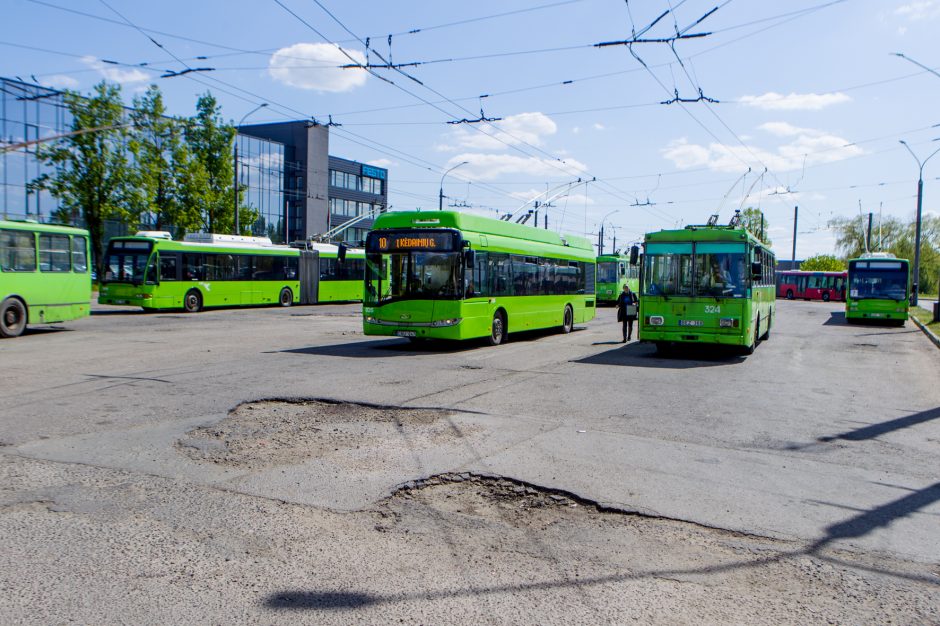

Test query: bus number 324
[704,305,721,314]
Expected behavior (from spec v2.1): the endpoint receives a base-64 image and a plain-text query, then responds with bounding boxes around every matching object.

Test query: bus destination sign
[369,231,456,252]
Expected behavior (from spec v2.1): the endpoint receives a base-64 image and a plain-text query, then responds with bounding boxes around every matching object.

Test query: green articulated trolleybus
[845,253,910,325]
[1,219,91,338]
[362,210,596,345]
[99,231,364,312]
[596,251,640,305]
[639,216,776,354]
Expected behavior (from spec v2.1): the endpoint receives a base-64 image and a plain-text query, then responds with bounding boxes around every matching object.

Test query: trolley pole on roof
[791,206,798,269]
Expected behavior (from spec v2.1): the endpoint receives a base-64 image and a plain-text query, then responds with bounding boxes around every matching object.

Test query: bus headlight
[719,318,739,328]
[647,315,664,326]
[430,318,462,327]
[365,315,377,324]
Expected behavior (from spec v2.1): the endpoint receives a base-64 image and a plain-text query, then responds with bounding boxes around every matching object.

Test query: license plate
[679,319,703,326]
[113,299,127,304]
[395,330,416,337]
[870,313,884,318]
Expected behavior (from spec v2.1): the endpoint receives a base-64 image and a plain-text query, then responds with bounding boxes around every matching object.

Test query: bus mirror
[464,249,475,269]
[337,243,348,263]
[629,245,639,266]
[751,261,761,278]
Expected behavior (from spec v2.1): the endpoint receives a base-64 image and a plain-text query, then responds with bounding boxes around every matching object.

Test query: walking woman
[616,283,639,342]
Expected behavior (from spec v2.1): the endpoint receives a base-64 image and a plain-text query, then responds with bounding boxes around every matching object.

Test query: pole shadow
[817,406,940,442]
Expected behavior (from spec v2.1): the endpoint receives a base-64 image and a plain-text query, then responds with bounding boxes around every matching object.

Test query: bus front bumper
[363,317,465,340]
[639,328,748,346]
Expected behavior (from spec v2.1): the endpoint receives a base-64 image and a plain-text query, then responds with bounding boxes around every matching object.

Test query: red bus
[776,270,847,302]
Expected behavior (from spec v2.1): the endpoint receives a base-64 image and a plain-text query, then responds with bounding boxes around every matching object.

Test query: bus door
[299,250,319,304]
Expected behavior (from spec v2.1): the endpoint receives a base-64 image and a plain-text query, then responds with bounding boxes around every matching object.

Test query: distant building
[776,259,803,271]
[238,121,388,245]
[1,78,388,245]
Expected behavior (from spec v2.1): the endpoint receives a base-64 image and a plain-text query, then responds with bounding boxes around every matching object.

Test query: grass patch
[910,305,940,334]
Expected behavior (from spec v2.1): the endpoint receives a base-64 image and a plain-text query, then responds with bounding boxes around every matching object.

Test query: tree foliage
[829,213,940,293]
[800,254,844,272]
[740,207,771,245]
[31,81,133,275]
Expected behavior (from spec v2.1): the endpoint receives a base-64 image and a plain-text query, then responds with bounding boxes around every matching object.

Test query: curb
[911,309,940,350]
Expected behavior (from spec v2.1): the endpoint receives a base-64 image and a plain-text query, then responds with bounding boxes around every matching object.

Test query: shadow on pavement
[573,341,745,369]
[817,406,940,442]
[21,326,71,336]
[823,311,846,326]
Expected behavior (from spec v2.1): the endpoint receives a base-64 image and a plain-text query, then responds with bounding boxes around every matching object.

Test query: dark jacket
[616,290,639,321]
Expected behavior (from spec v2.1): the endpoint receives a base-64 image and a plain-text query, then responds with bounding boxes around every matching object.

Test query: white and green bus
[846,254,909,324]
[99,231,364,312]
[363,211,596,345]
[1,220,91,338]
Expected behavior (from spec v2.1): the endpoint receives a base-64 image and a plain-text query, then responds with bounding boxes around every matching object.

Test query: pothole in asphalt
[176,399,461,469]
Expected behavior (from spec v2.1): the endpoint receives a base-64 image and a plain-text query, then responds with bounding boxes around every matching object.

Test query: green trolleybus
[639,221,776,354]
[99,231,365,312]
[363,211,596,345]
[845,254,909,324]
[1,220,91,338]
[596,251,639,305]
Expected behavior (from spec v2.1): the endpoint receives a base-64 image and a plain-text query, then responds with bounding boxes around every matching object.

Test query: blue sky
[4,0,940,257]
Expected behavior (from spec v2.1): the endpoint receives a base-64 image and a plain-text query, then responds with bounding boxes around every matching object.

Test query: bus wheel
[183,289,203,313]
[762,313,771,340]
[786,289,794,300]
[0,298,27,338]
[822,292,830,302]
[488,311,506,346]
[561,305,574,334]
[744,321,759,355]
[279,287,293,307]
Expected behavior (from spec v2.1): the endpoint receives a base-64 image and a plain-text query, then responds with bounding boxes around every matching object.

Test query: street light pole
[233,103,268,235]
[899,140,940,306]
[439,161,468,210]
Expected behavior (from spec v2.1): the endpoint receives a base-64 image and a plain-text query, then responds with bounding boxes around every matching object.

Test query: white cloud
[895,1,940,20]
[592,123,605,131]
[738,91,851,111]
[81,56,150,84]
[448,153,587,182]
[572,126,581,134]
[444,112,557,151]
[268,43,367,92]
[662,124,864,173]
[42,74,79,90]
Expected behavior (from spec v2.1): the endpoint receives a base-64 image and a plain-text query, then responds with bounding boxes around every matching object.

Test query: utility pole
[439,161,468,210]
[867,213,873,252]
[899,140,940,306]
[791,206,798,269]
[598,225,604,256]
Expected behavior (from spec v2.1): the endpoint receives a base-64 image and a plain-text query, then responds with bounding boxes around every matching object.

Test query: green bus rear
[363,211,596,344]
[1,220,91,338]
[845,255,909,324]
[98,232,364,311]
[638,224,776,353]
[596,252,639,304]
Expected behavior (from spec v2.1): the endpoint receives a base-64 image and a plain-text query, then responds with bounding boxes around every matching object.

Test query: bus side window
[160,254,179,281]
[71,236,88,273]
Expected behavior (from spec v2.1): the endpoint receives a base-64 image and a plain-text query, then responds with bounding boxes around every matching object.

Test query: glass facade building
[1,78,67,221]
[236,133,285,243]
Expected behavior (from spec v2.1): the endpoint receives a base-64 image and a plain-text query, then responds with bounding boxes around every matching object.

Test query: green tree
[31,81,133,275]
[740,207,771,245]
[800,254,844,271]
[182,93,256,235]
[127,85,202,235]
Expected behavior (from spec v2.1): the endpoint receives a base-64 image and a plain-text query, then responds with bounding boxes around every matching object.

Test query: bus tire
[786,289,794,300]
[762,313,771,340]
[561,305,574,334]
[745,321,759,355]
[183,289,203,313]
[279,287,293,307]
[0,297,27,338]
[822,292,830,302]
[488,310,507,346]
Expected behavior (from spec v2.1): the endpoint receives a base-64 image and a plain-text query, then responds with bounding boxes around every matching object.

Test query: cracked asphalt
[1,300,939,623]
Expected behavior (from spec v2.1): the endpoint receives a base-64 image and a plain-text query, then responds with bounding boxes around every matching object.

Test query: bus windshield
[643,244,746,297]
[366,251,462,304]
[850,268,907,300]
[103,240,152,284]
[597,262,619,283]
